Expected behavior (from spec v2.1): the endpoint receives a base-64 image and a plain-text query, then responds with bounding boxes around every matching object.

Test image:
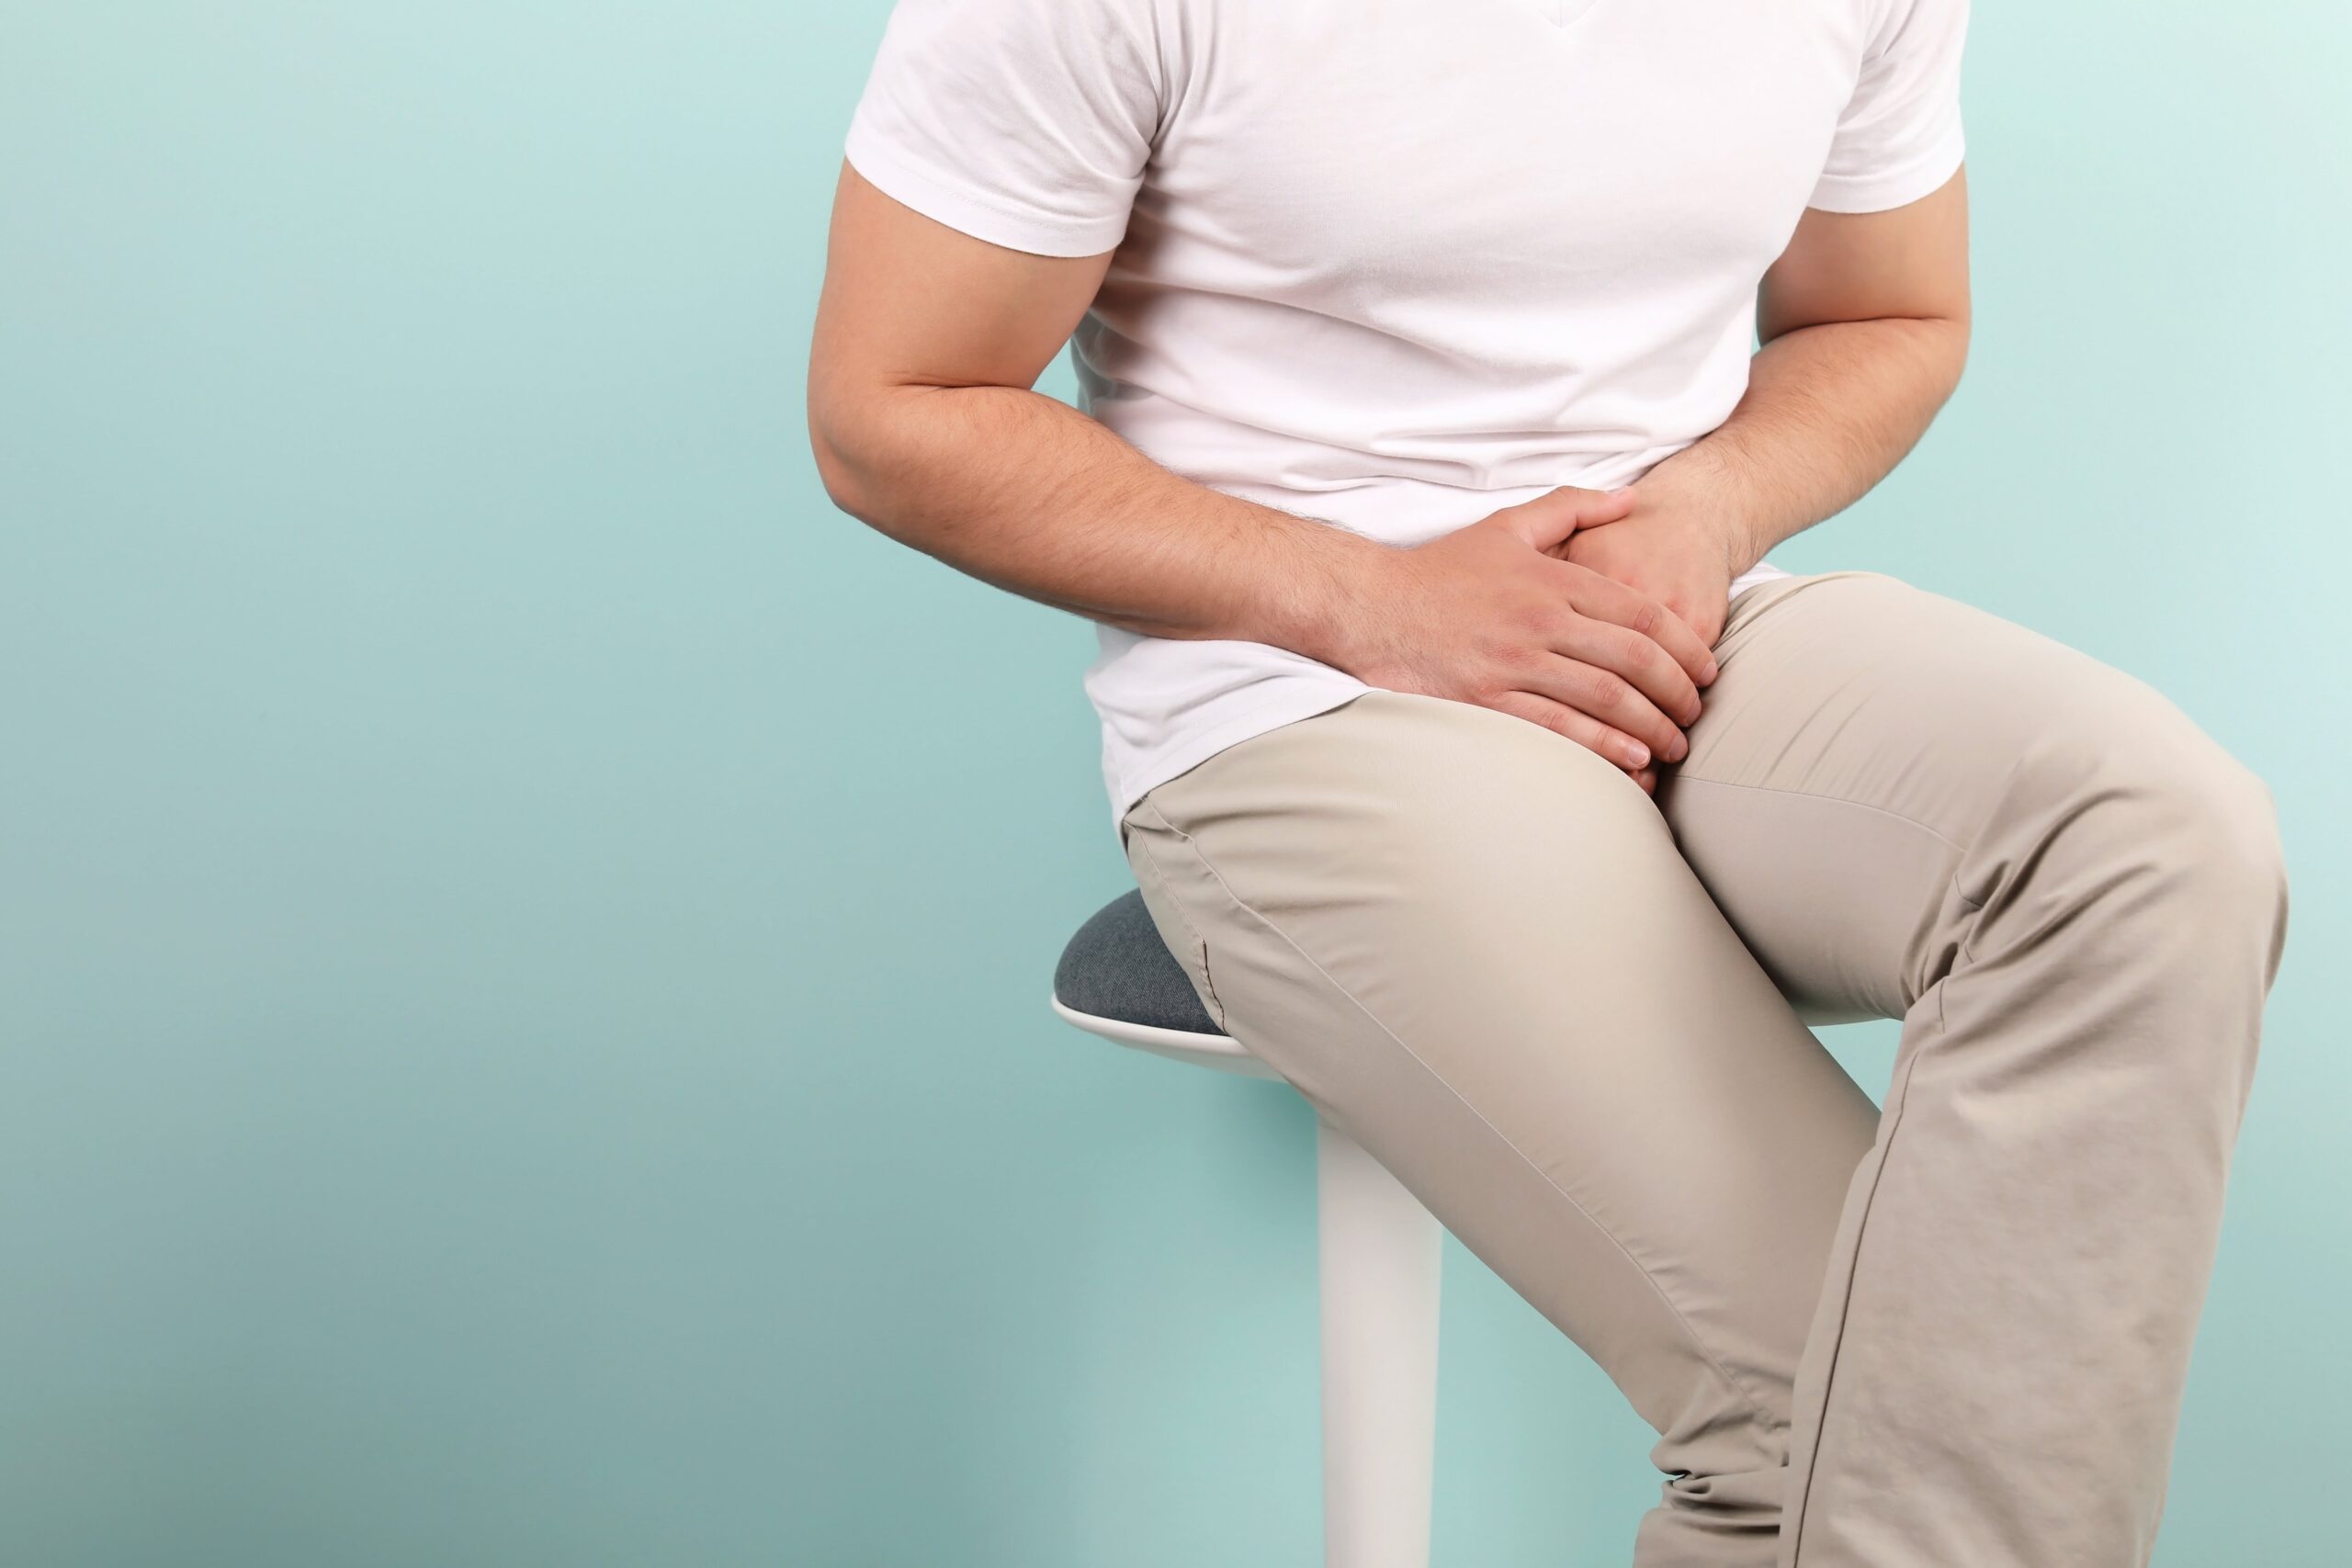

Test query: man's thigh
[1121,688,1882,1487]
[1662,569,2256,1023]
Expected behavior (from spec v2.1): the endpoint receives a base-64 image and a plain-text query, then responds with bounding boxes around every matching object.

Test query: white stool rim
[1048,994,1280,1079]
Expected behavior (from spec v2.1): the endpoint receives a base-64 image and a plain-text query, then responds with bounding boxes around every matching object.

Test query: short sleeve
[1808,0,1969,213]
[843,0,1164,258]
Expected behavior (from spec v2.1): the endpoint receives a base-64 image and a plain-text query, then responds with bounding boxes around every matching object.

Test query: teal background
[2,3,2345,1563]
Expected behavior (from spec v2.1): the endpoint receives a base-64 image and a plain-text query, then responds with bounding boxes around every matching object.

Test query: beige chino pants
[1119,570,2289,1567]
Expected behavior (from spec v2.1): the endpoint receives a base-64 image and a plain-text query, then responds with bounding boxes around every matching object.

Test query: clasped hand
[1335,465,1746,794]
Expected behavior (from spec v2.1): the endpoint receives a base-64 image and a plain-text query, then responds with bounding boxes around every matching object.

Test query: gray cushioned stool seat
[1053,889,1222,1036]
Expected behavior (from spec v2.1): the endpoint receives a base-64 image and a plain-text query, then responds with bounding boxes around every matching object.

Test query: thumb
[1492,485,1638,551]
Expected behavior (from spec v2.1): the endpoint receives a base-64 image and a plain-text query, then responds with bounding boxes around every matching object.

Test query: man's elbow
[808,414,867,519]
[1927,310,1971,404]
[807,389,896,525]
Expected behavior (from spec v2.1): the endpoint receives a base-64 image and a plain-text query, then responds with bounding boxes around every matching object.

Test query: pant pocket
[1121,807,1230,1033]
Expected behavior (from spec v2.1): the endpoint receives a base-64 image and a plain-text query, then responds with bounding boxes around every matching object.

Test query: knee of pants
[1997,700,2290,985]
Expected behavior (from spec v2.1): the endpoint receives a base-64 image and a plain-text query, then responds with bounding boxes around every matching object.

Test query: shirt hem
[1104,679,1373,834]
[1102,558,1797,834]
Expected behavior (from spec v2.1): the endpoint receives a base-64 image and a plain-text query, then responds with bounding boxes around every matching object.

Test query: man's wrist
[1225,511,1397,671]
[1642,440,1773,576]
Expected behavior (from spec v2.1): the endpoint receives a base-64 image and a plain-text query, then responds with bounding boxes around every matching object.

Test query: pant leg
[1656,570,2290,1567]
[1123,688,1882,1568]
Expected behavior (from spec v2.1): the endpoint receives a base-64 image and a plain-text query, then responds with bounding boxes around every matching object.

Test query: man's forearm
[813,313,1964,660]
[811,380,1380,660]
[1646,314,1970,573]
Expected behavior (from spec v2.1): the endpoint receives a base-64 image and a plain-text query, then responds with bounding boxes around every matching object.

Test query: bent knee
[2127,730,2285,924]
[2009,703,2288,948]
[2182,752,2288,911]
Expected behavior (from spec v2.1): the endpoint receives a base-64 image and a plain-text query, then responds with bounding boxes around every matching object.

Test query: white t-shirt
[844,0,1967,829]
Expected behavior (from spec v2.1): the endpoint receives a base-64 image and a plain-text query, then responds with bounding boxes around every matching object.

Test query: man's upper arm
[1758,166,1970,342]
[811,0,1160,491]
[807,164,1113,505]
[813,162,1110,398]
[1764,0,1970,339]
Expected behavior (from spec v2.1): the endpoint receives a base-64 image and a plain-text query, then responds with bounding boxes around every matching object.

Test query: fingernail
[1627,742,1650,767]
[1702,659,1719,683]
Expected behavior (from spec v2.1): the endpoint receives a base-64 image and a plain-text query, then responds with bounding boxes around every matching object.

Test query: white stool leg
[1316,1115,1442,1568]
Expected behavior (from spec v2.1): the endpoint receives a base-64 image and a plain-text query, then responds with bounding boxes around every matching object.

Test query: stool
[1053,889,1442,1568]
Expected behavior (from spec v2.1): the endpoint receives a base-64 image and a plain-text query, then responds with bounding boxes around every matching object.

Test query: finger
[1525,654,1690,765]
[1554,563,1719,688]
[1544,610,1704,729]
[1487,691,1658,776]
[1629,766,1658,795]
[1490,485,1638,552]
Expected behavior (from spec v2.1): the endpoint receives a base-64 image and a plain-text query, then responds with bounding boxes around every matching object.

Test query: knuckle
[1514,596,1568,643]
[1495,694,1571,741]
[1514,596,1564,640]
[1483,631,1542,676]
[1582,670,1632,712]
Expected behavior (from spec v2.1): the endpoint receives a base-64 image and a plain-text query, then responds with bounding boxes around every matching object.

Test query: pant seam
[1124,819,1230,1031]
[1667,774,1989,1007]
[1781,987,1939,1565]
[1152,815,1790,1440]
[1668,772,1974,865]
